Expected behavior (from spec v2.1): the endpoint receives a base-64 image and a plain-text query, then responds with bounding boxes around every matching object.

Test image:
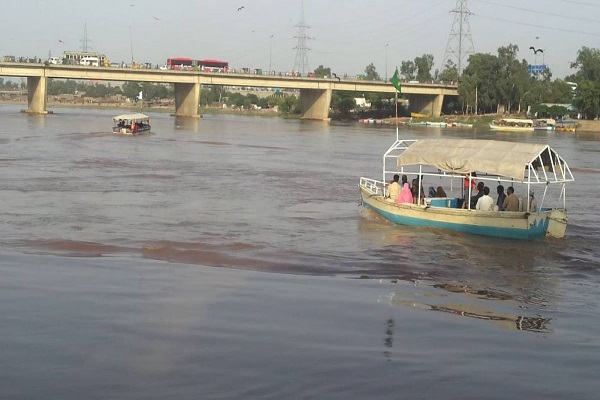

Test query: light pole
[385,44,389,81]
[269,35,273,75]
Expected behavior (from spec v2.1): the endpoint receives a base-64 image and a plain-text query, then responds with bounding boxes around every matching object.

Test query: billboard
[529,65,547,74]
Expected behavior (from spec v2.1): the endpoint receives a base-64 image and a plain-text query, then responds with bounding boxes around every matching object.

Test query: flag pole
[395,89,399,141]
[390,66,401,141]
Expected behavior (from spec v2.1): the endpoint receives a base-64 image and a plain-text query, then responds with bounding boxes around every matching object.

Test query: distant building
[62,51,107,65]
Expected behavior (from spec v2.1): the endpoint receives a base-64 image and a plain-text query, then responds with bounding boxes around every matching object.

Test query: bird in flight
[58,39,64,43]
[529,46,543,54]
[152,16,160,21]
[130,3,135,7]
[237,6,245,11]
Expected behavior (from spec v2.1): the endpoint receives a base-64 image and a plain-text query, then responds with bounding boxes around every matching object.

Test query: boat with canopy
[112,113,151,135]
[489,118,534,132]
[359,137,574,239]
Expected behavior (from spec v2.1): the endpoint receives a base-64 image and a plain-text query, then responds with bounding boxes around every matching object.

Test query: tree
[414,54,434,82]
[122,81,142,100]
[460,53,500,113]
[337,97,356,116]
[438,59,459,83]
[570,47,600,119]
[314,65,332,78]
[400,60,416,81]
[364,63,381,81]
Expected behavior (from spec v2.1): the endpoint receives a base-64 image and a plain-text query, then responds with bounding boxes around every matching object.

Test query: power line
[557,0,600,7]
[476,14,600,37]
[478,0,598,23]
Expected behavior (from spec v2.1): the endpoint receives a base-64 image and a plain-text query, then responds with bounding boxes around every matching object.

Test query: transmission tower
[292,0,311,75]
[80,23,92,52]
[443,0,474,74]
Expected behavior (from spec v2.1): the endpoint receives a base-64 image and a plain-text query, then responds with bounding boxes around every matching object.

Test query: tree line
[335,44,599,119]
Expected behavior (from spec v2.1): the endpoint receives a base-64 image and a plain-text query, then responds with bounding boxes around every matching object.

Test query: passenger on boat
[434,186,447,198]
[412,176,425,204]
[470,182,485,209]
[496,185,506,210]
[386,174,401,202]
[462,172,477,208]
[529,189,538,212]
[476,187,494,211]
[397,180,413,204]
[502,187,520,211]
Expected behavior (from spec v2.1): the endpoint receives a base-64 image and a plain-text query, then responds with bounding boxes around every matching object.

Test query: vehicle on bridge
[80,57,99,67]
[166,57,229,72]
[113,113,151,135]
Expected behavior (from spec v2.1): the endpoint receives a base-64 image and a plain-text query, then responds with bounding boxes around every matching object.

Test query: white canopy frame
[382,139,574,211]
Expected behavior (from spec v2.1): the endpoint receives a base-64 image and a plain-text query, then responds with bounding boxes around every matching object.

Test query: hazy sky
[1,0,598,79]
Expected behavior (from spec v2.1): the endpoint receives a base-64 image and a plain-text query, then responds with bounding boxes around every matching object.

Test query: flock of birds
[57,5,247,45]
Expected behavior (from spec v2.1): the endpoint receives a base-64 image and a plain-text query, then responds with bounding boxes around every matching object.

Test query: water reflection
[174,116,199,132]
[390,280,553,333]
[397,300,551,332]
[27,114,46,130]
[383,318,394,361]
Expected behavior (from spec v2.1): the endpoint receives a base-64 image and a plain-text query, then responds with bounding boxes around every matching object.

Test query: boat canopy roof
[537,118,556,125]
[113,113,149,122]
[396,139,572,181]
[500,118,534,124]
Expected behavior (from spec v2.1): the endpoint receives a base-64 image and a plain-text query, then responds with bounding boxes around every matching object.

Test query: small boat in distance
[489,118,534,132]
[112,113,151,135]
[533,118,556,131]
[358,138,574,240]
[556,120,577,132]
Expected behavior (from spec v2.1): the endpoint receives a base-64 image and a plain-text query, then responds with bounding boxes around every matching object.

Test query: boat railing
[360,177,384,196]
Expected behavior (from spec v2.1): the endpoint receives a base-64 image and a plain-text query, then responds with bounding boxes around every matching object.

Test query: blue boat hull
[360,189,552,240]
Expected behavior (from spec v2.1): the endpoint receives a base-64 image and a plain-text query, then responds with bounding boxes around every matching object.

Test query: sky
[1,0,599,79]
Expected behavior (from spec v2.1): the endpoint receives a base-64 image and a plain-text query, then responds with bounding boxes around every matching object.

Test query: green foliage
[337,97,356,115]
[0,78,22,90]
[438,60,459,83]
[400,61,416,81]
[314,65,332,78]
[414,54,434,82]
[363,63,380,81]
[570,47,600,119]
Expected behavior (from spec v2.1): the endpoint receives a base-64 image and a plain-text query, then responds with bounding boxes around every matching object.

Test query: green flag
[390,68,401,92]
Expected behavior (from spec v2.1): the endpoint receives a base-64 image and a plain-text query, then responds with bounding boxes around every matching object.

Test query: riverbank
[2,98,599,132]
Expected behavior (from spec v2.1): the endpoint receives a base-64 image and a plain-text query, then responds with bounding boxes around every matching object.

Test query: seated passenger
[475,186,494,211]
[412,176,425,204]
[529,189,538,212]
[397,181,414,204]
[496,185,506,210]
[386,174,401,202]
[502,187,520,211]
[434,186,447,198]
[428,186,436,198]
[470,181,485,208]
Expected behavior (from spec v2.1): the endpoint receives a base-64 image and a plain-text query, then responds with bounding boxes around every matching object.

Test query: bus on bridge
[166,58,229,72]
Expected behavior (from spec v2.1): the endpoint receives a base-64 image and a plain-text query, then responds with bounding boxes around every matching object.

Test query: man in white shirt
[386,174,401,202]
[476,186,495,211]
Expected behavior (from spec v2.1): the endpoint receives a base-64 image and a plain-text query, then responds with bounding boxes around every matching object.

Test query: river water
[1,105,599,399]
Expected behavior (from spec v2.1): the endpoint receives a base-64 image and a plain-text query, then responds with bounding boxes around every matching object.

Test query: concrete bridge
[0,63,458,119]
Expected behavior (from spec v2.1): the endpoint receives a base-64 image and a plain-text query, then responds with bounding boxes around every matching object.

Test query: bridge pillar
[300,88,332,121]
[174,82,201,117]
[26,76,48,114]
[409,94,444,118]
